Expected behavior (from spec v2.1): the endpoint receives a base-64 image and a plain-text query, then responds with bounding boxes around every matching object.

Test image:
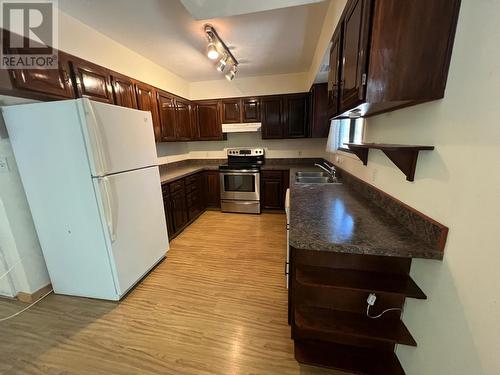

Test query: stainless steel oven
[219,148,264,214]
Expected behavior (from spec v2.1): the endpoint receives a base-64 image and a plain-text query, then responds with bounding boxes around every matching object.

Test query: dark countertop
[288,167,443,259]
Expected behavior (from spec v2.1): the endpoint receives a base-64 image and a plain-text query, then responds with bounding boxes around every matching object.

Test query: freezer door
[94,166,169,296]
[78,98,158,177]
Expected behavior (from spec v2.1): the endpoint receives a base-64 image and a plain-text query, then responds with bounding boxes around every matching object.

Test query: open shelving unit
[344,143,435,182]
[290,248,429,375]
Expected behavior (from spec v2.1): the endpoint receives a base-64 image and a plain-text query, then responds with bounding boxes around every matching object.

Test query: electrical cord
[0,248,53,322]
[0,289,53,322]
[366,293,402,319]
[366,304,402,319]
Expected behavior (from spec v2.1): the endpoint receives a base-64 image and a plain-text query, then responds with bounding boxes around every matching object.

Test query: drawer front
[169,179,185,193]
[185,174,198,186]
[186,183,198,193]
[186,191,199,208]
[261,170,284,179]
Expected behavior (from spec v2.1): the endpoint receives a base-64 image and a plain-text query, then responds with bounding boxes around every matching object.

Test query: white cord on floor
[366,304,402,319]
[0,289,53,323]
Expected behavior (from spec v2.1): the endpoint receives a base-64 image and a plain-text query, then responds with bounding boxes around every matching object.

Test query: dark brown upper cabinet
[261,96,284,139]
[175,97,192,141]
[242,98,260,122]
[328,0,461,118]
[157,93,199,142]
[310,83,330,138]
[111,73,138,109]
[221,99,241,123]
[69,57,114,104]
[220,97,261,124]
[196,100,223,141]
[284,93,309,138]
[327,25,342,117]
[7,52,75,100]
[157,90,177,142]
[339,0,371,112]
[189,102,199,140]
[135,82,161,142]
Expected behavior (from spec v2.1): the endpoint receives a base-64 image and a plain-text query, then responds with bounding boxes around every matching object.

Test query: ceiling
[58,0,329,82]
[180,0,325,19]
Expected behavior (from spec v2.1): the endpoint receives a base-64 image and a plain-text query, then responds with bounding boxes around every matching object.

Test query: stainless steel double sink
[295,171,342,184]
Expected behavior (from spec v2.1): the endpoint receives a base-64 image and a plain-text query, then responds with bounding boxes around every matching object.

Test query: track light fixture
[204,24,238,80]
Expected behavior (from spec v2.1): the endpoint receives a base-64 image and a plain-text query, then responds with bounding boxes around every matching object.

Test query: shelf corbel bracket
[382,149,420,182]
[347,146,369,166]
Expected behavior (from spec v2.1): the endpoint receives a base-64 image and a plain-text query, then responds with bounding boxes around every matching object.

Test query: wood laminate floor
[0,211,341,375]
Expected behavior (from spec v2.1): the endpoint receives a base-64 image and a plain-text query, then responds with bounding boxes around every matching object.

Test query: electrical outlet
[0,157,9,173]
[371,169,378,182]
[298,151,303,156]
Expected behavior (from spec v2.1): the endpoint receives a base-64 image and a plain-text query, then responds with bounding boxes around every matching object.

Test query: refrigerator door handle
[99,176,116,243]
[84,99,107,176]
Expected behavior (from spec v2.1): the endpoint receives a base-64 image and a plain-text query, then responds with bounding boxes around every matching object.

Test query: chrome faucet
[314,161,337,179]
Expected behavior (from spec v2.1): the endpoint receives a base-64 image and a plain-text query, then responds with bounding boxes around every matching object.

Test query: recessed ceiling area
[180,0,325,19]
[57,0,329,82]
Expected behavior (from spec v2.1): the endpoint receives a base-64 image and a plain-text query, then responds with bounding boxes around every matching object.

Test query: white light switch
[0,157,10,173]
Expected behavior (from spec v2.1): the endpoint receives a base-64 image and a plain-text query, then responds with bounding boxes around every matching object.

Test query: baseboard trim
[0,294,16,301]
[17,284,52,303]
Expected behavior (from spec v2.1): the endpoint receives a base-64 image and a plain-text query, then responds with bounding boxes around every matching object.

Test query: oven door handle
[220,170,260,175]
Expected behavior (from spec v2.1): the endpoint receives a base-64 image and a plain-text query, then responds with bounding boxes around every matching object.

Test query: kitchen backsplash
[156,132,328,164]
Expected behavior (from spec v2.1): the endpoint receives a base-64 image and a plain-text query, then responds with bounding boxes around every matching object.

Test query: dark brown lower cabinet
[170,188,188,233]
[185,173,203,220]
[162,185,175,237]
[261,170,289,210]
[204,170,220,208]
[161,172,209,240]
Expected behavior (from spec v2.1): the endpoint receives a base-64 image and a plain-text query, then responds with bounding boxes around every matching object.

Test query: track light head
[225,65,237,81]
[207,42,219,60]
[216,55,228,72]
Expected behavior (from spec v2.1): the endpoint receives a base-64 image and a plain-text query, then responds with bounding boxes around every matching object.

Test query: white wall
[189,72,310,100]
[157,133,327,164]
[0,97,50,296]
[328,1,499,373]
[57,11,190,98]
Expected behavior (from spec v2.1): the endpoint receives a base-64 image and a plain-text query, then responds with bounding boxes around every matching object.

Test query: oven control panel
[227,148,265,156]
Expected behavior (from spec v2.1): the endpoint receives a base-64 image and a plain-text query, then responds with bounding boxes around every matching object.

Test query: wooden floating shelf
[344,143,435,182]
[296,265,426,299]
[295,305,417,347]
[295,339,406,375]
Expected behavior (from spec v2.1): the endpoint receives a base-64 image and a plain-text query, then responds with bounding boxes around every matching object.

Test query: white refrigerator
[2,98,169,301]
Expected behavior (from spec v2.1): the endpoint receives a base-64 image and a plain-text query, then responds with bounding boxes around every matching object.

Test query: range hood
[222,122,261,133]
